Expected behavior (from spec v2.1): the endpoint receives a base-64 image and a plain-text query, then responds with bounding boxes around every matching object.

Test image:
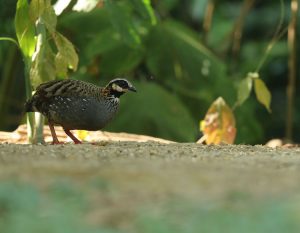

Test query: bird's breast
[48,96,119,130]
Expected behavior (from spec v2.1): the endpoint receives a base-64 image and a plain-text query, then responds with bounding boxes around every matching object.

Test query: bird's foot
[63,129,82,144]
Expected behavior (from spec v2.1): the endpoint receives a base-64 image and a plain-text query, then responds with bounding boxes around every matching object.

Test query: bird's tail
[24,98,36,112]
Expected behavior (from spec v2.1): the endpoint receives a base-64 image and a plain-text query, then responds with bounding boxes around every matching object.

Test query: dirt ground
[1,141,300,200]
[1,128,300,232]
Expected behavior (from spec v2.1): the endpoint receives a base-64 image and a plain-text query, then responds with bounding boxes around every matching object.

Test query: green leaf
[149,20,232,97]
[106,2,141,47]
[130,0,157,25]
[29,0,57,33]
[15,0,36,59]
[42,0,57,33]
[30,42,56,88]
[100,45,143,75]
[145,20,233,103]
[254,78,272,113]
[29,0,45,22]
[86,29,121,58]
[29,19,56,88]
[145,25,175,79]
[164,20,220,62]
[146,20,224,80]
[53,32,78,77]
[237,75,253,106]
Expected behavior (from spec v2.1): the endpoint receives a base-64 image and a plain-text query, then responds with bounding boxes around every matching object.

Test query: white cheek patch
[112,83,124,92]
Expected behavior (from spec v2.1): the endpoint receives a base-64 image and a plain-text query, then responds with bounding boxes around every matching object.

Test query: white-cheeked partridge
[25,78,136,144]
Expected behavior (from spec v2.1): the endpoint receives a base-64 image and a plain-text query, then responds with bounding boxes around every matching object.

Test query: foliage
[15,0,35,60]
[107,82,197,142]
[57,1,235,142]
[237,72,271,112]
[19,0,78,87]
[1,0,79,142]
[0,0,296,143]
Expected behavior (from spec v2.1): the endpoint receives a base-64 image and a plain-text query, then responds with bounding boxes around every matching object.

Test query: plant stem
[31,19,47,144]
[231,0,255,58]
[285,0,298,142]
[202,0,215,44]
[255,0,286,73]
[25,19,47,144]
[24,60,35,143]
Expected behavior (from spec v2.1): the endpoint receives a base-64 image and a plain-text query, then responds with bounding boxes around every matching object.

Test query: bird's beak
[128,86,137,92]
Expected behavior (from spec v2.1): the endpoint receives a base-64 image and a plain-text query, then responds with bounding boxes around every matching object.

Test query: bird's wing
[36,79,100,98]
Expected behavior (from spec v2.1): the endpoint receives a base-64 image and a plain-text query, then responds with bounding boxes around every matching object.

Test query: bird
[25,78,137,144]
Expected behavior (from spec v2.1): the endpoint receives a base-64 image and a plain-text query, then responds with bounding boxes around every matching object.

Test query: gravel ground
[1,142,300,200]
[1,142,300,231]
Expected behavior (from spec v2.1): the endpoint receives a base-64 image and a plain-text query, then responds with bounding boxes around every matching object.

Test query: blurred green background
[0,0,298,144]
[1,180,300,233]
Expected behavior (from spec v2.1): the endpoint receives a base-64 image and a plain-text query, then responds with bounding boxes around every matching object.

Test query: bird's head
[106,78,137,98]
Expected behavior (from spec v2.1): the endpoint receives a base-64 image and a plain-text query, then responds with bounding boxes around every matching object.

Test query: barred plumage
[25,78,136,144]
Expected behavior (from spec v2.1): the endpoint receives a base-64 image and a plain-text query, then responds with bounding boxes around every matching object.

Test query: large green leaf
[15,0,36,59]
[85,29,121,58]
[53,32,78,77]
[41,0,57,33]
[29,9,56,88]
[165,20,227,89]
[107,82,197,142]
[145,20,233,104]
[164,20,220,61]
[0,44,26,131]
[29,0,57,33]
[58,10,112,37]
[30,42,56,88]
[146,20,225,81]
[100,45,144,75]
[29,0,45,21]
[106,1,141,47]
[145,25,176,80]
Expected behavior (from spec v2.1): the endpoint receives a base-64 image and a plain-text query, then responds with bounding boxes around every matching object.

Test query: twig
[202,0,215,44]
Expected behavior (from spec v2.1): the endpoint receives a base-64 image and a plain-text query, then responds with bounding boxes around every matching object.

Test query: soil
[1,126,300,231]
[1,142,300,201]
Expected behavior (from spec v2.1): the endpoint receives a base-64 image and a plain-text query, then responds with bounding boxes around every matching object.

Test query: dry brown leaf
[199,97,236,145]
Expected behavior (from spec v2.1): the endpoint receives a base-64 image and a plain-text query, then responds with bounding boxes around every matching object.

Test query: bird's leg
[49,123,60,144]
[63,129,82,144]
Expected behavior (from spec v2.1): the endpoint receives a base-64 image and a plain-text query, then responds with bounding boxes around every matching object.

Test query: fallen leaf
[199,97,236,145]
